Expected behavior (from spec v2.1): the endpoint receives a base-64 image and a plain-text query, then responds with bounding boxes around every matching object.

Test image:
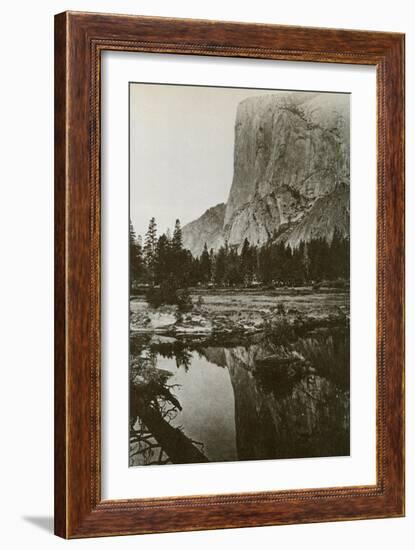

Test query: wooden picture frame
[54,11,405,538]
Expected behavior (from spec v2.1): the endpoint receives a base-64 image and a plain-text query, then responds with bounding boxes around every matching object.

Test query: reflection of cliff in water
[129,328,349,466]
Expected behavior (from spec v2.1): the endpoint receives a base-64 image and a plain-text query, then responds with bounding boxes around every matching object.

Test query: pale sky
[129,83,290,240]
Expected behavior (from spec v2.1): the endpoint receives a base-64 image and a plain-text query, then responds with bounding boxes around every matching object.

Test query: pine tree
[129,221,144,288]
[180,249,194,287]
[329,229,343,279]
[214,245,227,286]
[291,245,305,285]
[167,219,183,285]
[144,217,157,284]
[209,248,215,285]
[136,235,146,283]
[172,219,183,251]
[199,243,211,284]
[301,241,310,281]
[154,233,170,285]
[225,247,243,286]
[241,238,254,285]
[342,237,350,279]
[258,245,273,284]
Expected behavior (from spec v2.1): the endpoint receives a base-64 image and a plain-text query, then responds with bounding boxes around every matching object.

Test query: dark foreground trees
[130,218,194,309]
[130,217,349,306]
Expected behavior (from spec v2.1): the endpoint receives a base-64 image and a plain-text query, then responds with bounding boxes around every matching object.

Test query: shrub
[145,280,193,312]
[276,303,286,315]
[176,288,193,312]
[146,280,177,308]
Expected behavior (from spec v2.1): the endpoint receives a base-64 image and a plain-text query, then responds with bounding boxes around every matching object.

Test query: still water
[129,329,350,466]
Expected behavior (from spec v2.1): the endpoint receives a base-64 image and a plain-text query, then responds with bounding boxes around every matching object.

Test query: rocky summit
[182,92,350,257]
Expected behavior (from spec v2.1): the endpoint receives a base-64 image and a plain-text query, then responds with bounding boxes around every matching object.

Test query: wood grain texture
[54,11,68,539]
[54,11,405,539]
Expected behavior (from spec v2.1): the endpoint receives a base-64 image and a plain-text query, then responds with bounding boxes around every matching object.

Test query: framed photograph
[54,11,405,538]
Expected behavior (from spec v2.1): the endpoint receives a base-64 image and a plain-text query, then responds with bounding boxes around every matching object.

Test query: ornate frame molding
[55,11,404,538]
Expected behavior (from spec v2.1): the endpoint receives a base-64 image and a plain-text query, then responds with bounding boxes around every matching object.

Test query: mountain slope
[182,203,226,257]
[281,183,350,248]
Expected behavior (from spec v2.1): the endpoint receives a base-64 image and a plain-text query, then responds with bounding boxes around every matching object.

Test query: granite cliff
[182,92,350,257]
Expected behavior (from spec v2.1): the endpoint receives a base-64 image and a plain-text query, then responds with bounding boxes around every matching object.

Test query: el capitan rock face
[202,330,350,460]
[182,92,350,257]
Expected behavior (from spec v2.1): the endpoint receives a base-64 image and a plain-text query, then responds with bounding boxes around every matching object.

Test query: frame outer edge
[54,10,405,538]
[401,34,406,518]
[54,11,69,539]
[386,34,405,516]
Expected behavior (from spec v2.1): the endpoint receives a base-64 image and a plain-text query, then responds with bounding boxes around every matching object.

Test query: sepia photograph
[50,7,405,540]
[128,83,350,467]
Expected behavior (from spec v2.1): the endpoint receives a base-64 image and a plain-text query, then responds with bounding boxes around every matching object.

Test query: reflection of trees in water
[129,351,208,466]
[130,335,193,370]
[155,343,193,371]
[252,329,349,396]
[129,328,350,465]
[130,417,171,466]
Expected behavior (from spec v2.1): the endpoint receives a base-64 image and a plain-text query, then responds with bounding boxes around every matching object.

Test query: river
[129,326,350,466]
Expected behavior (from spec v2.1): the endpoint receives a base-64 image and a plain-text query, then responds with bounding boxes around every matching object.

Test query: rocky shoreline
[130,288,349,347]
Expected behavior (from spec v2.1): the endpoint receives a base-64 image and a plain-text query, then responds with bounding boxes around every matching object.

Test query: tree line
[130,217,349,294]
